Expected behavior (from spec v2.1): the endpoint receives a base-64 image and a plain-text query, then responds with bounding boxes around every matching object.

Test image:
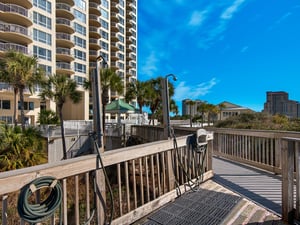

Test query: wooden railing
[0,135,213,225]
[208,128,300,223]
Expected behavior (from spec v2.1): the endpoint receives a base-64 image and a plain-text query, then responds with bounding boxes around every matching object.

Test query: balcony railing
[56,3,71,11]
[0,42,28,54]
[56,32,71,41]
[56,18,72,26]
[0,3,28,17]
[0,22,28,36]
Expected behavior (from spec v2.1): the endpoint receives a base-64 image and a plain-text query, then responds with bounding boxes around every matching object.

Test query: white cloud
[221,0,246,20]
[188,10,207,27]
[174,78,218,101]
[140,52,159,77]
[241,46,249,53]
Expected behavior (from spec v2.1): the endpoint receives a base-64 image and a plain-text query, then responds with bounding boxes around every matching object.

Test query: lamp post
[92,55,107,149]
[161,74,177,139]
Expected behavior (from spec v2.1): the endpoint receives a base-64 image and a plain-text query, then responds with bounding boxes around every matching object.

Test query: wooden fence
[0,135,213,225]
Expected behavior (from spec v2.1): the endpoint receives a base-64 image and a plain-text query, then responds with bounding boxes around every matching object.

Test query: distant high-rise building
[263,91,300,118]
[0,0,138,124]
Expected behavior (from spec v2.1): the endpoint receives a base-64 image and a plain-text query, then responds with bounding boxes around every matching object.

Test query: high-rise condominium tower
[0,0,138,124]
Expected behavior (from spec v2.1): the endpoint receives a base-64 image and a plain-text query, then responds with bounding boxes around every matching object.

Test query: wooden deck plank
[213,156,282,215]
[135,156,284,225]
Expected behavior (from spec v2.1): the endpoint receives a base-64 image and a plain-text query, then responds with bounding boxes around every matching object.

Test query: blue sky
[137,0,300,114]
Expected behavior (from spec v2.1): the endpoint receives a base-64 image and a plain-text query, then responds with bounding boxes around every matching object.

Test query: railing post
[207,140,213,171]
[274,137,281,174]
[167,150,175,190]
[281,139,294,224]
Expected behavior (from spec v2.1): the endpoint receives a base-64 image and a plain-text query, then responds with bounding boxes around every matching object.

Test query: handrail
[0,134,213,224]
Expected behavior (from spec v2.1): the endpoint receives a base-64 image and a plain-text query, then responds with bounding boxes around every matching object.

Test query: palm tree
[100,67,123,129]
[40,74,82,160]
[125,80,148,114]
[0,125,47,171]
[0,51,45,130]
[145,77,177,125]
[206,103,219,126]
[197,101,209,127]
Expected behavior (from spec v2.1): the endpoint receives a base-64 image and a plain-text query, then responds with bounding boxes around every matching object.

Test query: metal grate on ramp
[146,188,241,225]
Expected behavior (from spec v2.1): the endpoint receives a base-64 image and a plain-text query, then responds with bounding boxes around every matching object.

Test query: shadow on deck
[135,157,284,225]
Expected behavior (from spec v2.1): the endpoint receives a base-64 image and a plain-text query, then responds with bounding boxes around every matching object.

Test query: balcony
[0,22,32,45]
[1,127,296,224]
[56,32,74,48]
[89,2,100,16]
[56,3,74,20]
[56,18,74,34]
[88,0,100,4]
[89,26,101,39]
[89,50,98,60]
[111,12,119,22]
[56,0,75,7]
[111,2,118,13]
[89,14,100,27]
[89,38,100,50]
[56,62,74,75]
[2,0,32,9]
[0,42,28,56]
[56,47,74,62]
[0,3,32,26]
[111,22,119,32]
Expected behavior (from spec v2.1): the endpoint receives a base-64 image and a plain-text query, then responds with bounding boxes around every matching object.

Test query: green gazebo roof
[105,99,137,113]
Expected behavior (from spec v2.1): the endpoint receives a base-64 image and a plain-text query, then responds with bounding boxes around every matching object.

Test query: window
[33,29,52,45]
[101,0,108,9]
[18,101,34,110]
[100,19,109,29]
[100,30,108,40]
[74,49,86,61]
[38,64,52,76]
[74,75,86,86]
[118,34,124,43]
[101,9,108,19]
[33,46,51,61]
[119,8,124,16]
[74,23,86,35]
[1,100,10,109]
[33,12,51,29]
[75,0,86,10]
[74,62,86,73]
[118,53,124,60]
[74,36,86,48]
[100,41,109,51]
[74,9,86,23]
[33,0,51,13]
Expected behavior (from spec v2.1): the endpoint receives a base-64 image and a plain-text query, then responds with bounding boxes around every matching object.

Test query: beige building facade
[0,0,137,124]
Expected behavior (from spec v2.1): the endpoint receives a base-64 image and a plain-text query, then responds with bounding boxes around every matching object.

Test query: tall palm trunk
[58,106,67,160]
[13,87,18,127]
[19,88,25,131]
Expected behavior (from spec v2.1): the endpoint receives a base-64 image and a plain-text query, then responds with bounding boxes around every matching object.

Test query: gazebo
[105,99,138,122]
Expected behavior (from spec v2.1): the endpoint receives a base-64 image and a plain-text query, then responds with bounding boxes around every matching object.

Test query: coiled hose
[17,176,63,224]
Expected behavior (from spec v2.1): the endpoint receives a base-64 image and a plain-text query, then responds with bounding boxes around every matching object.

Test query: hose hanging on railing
[17,176,63,224]
[170,128,207,195]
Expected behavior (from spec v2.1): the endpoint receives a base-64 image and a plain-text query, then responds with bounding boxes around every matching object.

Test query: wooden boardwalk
[213,156,282,215]
[135,156,285,225]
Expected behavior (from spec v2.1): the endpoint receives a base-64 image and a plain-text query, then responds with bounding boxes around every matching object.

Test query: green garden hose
[17,176,63,224]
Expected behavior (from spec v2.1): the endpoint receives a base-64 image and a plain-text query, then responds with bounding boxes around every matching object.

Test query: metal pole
[92,56,106,150]
[162,74,177,139]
